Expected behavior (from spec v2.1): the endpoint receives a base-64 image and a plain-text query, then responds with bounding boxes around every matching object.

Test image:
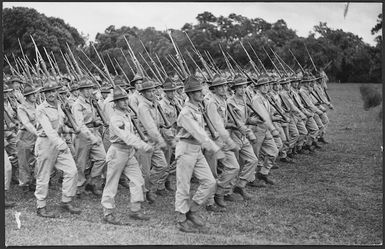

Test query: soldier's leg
[4,149,12,192]
[73,133,92,189]
[34,138,58,209]
[319,112,329,139]
[89,139,107,187]
[6,134,19,184]
[101,145,128,216]
[216,150,239,197]
[16,131,33,187]
[251,126,267,157]
[258,131,279,183]
[295,118,308,150]
[313,113,324,139]
[175,141,199,214]
[123,155,146,212]
[288,117,300,152]
[234,137,258,197]
[305,116,319,146]
[149,146,169,193]
[55,147,79,204]
[136,150,151,193]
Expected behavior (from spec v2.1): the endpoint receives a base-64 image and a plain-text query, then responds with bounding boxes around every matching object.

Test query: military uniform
[35,81,80,217]
[16,85,40,190]
[137,79,169,200]
[175,76,218,231]
[72,79,106,195]
[101,86,152,224]
[204,75,240,205]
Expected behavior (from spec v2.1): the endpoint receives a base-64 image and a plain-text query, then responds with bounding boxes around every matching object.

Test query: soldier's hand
[57,142,68,152]
[215,149,226,161]
[271,129,280,138]
[143,143,153,154]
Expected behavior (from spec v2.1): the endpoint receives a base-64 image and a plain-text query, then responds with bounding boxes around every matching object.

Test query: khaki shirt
[206,93,230,141]
[109,108,148,150]
[36,101,67,147]
[176,101,218,151]
[299,87,323,115]
[129,90,141,113]
[137,95,164,144]
[72,95,98,141]
[17,101,38,135]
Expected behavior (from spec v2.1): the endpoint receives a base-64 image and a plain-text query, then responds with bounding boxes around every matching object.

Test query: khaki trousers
[74,130,106,187]
[101,145,144,215]
[34,137,78,208]
[16,130,36,186]
[4,150,12,191]
[175,141,216,214]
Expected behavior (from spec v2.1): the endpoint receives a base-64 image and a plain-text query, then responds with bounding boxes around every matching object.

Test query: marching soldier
[16,84,40,193]
[290,77,318,153]
[249,77,280,186]
[298,76,323,149]
[267,78,293,164]
[101,86,153,225]
[226,75,259,199]
[279,77,308,156]
[175,75,219,232]
[72,78,106,197]
[129,74,144,113]
[159,78,182,192]
[137,78,170,202]
[204,74,240,207]
[4,83,20,185]
[34,80,81,218]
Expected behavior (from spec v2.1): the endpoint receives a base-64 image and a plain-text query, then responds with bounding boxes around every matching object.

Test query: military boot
[177,220,199,233]
[165,180,175,192]
[233,186,256,200]
[146,191,156,204]
[256,172,275,185]
[129,211,150,221]
[214,195,227,208]
[61,201,81,214]
[247,179,267,188]
[37,207,56,218]
[312,141,322,149]
[186,210,204,227]
[318,137,329,144]
[103,213,125,225]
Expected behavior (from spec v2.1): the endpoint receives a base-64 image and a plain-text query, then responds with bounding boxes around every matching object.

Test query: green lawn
[5,83,383,245]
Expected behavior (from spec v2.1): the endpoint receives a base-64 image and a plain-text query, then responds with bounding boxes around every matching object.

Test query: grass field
[4,83,383,245]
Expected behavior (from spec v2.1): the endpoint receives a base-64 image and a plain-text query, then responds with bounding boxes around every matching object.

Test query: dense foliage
[3,7,382,83]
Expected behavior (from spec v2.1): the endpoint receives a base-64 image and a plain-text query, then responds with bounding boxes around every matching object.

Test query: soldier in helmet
[158,77,182,192]
[16,84,40,193]
[101,86,153,225]
[34,80,81,218]
[137,78,170,203]
[175,75,219,233]
[72,78,106,197]
[249,77,280,187]
[204,74,241,207]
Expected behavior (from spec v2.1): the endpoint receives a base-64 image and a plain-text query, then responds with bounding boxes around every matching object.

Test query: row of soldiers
[4,66,332,233]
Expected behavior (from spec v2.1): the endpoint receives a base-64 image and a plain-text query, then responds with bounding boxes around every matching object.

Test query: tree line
[3,7,382,83]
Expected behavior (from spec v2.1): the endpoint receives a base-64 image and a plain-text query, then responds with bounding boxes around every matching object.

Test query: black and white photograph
[2,1,383,246]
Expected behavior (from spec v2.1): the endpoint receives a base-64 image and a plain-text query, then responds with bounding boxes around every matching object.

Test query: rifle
[248,42,268,75]
[107,53,119,76]
[289,49,306,74]
[91,97,109,127]
[219,44,236,77]
[155,53,168,77]
[262,46,282,77]
[140,39,164,82]
[139,52,161,82]
[304,43,317,72]
[240,41,260,75]
[91,43,115,86]
[184,31,213,79]
[18,39,33,82]
[227,103,246,135]
[120,48,136,76]
[244,91,265,122]
[265,94,289,122]
[199,103,219,140]
[157,104,173,129]
[186,50,207,81]
[270,47,289,76]
[66,43,84,77]
[123,36,144,77]
[126,102,148,142]
[114,58,131,85]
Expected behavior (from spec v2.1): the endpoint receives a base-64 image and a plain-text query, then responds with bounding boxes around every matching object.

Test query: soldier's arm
[177,108,219,152]
[110,115,149,150]
[72,103,98,142]
[36,108,66,148]
[17,107,38,135]
[137,104,164,144]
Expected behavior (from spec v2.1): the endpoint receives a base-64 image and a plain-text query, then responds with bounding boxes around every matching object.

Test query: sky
[2,2,383,46]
